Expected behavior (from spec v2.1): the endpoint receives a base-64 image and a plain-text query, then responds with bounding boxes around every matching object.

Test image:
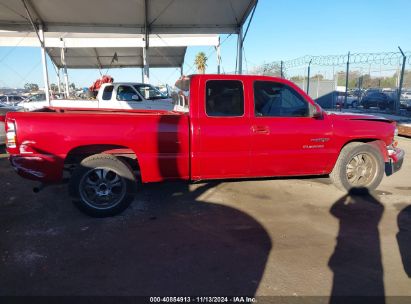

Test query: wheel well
[64,145,140,171]
[343,139,376,146]
[340,139,388,162]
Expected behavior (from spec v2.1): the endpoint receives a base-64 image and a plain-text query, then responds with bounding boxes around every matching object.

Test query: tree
[194,52,208,74]
[311,74,324,80]
[50,83,58,92]
[69,83,76,90]
[24,83,39,92]
[250,63,284,77]
[290,76,304,82]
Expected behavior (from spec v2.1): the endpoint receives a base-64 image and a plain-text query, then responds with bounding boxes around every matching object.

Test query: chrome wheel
[79,168,126,210]
[346,153,377,187]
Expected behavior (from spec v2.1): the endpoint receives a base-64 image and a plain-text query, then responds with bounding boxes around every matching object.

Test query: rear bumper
[9,154,63,182]
[385,147,405,176]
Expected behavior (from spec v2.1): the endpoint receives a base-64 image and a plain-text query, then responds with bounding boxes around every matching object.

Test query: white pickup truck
[18,83,174,112]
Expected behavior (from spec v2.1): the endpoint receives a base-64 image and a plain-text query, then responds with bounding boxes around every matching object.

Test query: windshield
[133,84,166,100]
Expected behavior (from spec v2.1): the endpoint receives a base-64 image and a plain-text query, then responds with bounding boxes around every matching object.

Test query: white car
[0,94,25,106]
[18,83,175,112]
[401,92,411,100]
[0,116,4,144]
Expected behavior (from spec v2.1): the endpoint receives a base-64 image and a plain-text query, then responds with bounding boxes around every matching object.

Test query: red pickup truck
[5,74,404,217]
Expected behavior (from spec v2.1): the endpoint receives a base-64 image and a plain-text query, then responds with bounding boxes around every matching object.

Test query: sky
[0,0,411,89]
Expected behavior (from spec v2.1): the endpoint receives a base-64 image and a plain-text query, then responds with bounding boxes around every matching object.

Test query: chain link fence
[247,51,411,117]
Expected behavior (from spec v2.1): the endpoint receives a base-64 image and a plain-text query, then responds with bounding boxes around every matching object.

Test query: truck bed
[6,108,190,183]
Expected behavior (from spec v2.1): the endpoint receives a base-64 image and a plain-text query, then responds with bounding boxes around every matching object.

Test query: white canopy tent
[0,0,257,34]
[0,0,258,102]
[47,46,187,69]
[0,31,220,96]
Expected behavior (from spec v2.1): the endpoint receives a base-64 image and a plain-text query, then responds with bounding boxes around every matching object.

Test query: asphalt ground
[0,138,410,300]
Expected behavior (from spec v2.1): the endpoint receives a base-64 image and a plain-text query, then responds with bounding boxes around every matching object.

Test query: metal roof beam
[238,0,258,29]
[0,22,239,34]
[93,48,103,72]
[21,0,42,44]
[21,0,44,28]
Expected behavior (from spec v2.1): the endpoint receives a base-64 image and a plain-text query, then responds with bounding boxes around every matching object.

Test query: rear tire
[330,142,384,192]
[69,154,137,217]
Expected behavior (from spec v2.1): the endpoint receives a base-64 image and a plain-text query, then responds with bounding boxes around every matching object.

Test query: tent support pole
[63,66,69,97]
[237,27,243,74]
[60,39,70,97]
[142,47,150,84]
[21,0,50,103]
[39,25,50,105]
[57,68,61,93]
[143,0,150,84]
[216,36,221,74]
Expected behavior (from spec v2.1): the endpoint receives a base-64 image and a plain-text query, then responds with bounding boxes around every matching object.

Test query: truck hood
[326,111,394,124]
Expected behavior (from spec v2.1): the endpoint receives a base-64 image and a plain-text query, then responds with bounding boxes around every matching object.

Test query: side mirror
[131,95,141,101]
[309,103,323,119]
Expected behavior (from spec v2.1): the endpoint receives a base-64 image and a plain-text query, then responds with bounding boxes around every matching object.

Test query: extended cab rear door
[250,79,333,176]
[191,77,251,179]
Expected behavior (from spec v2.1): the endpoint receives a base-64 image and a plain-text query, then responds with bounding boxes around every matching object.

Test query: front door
[251,80,333,176]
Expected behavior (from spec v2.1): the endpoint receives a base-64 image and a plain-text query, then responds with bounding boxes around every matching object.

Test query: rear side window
[102,85,114,101]
[205,80,244,117]
[254,81,308,117]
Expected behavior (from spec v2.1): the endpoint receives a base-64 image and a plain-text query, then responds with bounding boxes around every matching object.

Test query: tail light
[6,120,17,148]
[0,115,5,122]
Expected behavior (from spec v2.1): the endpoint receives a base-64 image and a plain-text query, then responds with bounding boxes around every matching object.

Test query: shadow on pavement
[397,205,411,278]
[0,181,272,296]
[328,188,385,304]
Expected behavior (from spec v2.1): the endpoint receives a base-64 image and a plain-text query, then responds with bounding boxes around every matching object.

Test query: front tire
[69,154,137,217]
[330,142,384,192]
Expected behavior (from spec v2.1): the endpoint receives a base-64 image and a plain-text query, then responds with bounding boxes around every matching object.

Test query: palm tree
[194,52,208,74]
[50,83,58,92]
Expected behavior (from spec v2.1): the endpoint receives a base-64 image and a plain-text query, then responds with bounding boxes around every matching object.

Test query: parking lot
[0,138,410,298]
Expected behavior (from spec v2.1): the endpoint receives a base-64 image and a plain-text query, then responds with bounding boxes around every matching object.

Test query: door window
[133,84,166,100]
[205,80,244,117]
[116,86,140,101]
[254,81,308,117]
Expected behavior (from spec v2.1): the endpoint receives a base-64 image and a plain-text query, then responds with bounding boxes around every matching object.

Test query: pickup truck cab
[5,74,404,217]
[18,83,174,112]
[95,82,174,110]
